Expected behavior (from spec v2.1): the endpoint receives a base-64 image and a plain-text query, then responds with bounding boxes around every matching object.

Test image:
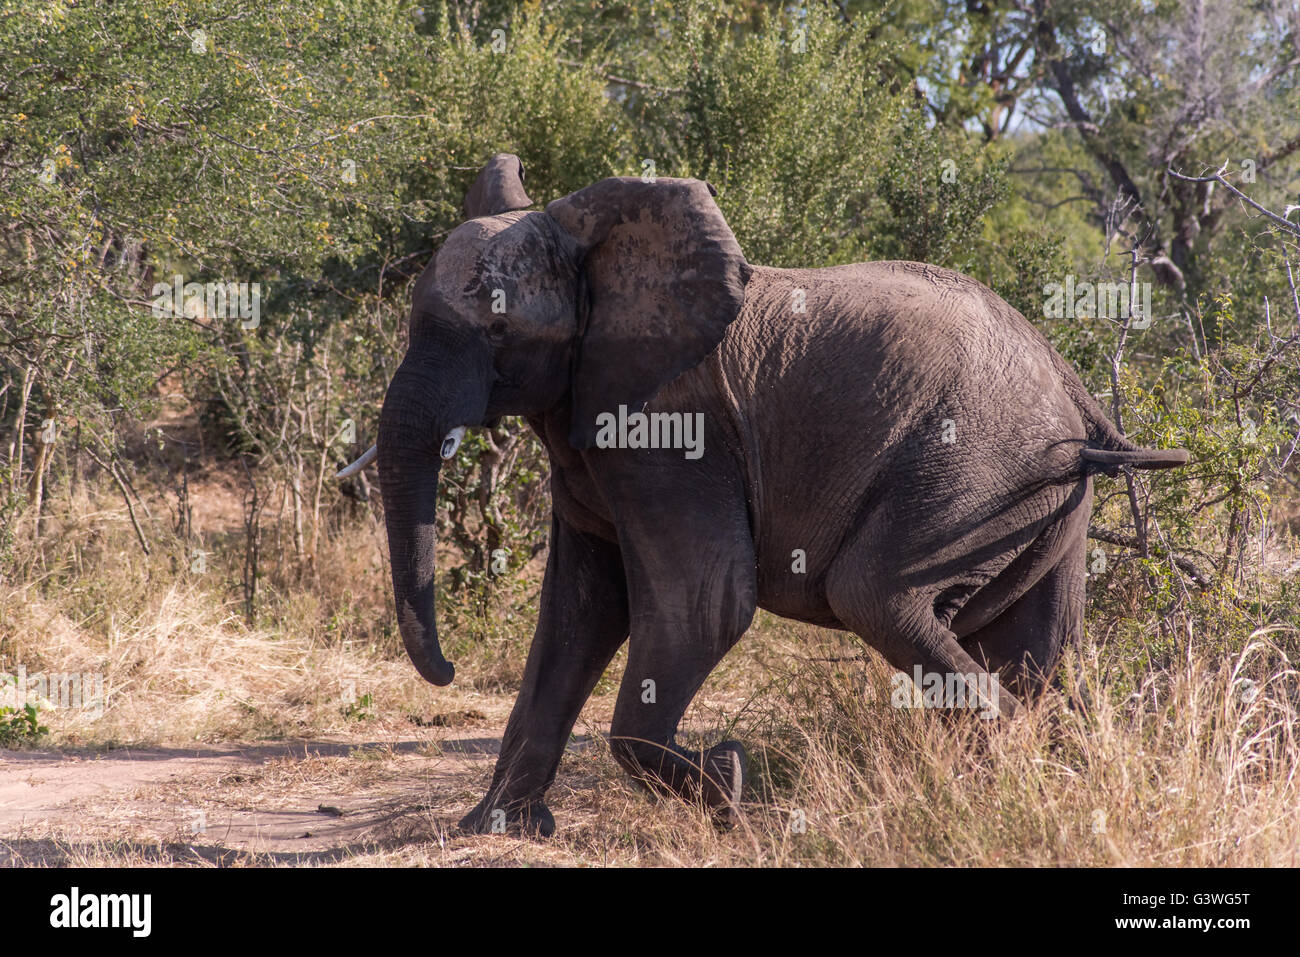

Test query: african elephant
[340,153,1188,836]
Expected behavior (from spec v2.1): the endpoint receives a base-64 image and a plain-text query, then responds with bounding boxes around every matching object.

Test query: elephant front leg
[606,499,758,827]
[460,517,628,837]
[610,646,753,827]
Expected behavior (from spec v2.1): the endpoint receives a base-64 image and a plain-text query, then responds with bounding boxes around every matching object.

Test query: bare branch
[1088,526,1213,590]
[1167,164,1300,237]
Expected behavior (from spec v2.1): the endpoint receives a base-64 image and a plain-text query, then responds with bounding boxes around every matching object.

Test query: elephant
[340,153,1188,837]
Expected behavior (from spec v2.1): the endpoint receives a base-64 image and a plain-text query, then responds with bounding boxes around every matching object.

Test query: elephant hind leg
[825,563,1022,720]
[960,551,1086,703]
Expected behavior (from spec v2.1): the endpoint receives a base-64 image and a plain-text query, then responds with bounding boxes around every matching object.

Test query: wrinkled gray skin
[373,153,1188,837]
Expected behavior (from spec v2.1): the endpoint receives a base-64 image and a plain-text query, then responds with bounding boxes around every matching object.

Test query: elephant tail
[1015,309,1192,477]
[1081,446,1190,474]
[1054,363,1191,474]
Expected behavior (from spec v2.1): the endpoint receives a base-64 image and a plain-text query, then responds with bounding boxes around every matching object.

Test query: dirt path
[0,717,609,865]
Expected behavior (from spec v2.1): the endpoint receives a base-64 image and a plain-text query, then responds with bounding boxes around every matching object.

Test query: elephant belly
[753,529,851,629]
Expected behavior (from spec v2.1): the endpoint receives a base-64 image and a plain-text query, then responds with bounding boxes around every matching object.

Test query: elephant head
[363,153,750,686]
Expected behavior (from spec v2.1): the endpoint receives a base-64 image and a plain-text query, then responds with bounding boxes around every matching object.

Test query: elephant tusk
[336,443,377,479]
[440,426,466,460]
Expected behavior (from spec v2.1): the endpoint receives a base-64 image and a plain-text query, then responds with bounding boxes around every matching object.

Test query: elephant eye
[488,319,508,340]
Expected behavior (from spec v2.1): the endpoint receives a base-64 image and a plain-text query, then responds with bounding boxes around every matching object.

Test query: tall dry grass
[498,617,1300,867]
[725,621,1300,865]
[0,481,520,747]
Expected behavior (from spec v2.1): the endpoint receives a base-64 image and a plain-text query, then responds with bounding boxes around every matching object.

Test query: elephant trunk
[380,446,455,685]
[377,346,490,687]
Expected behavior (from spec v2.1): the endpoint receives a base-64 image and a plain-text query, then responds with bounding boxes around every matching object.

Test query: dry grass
[708,619,1300,866]
[3,481,1300,866]
[0,577,453,746]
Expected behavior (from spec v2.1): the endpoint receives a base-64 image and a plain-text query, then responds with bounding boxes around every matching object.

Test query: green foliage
[435,420,550,598]
[4,0,1298,667]
[869,113,1010,269]
[658,2,903,266]
[0,677,48,746]
[341,690,375,721]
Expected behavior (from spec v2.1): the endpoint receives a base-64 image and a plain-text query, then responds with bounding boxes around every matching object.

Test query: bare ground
[0,695,611,867]
[0,677,763,867]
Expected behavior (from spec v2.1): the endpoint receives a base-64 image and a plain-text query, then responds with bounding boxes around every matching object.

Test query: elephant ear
[463,153,533,219]
[545,177,750,449]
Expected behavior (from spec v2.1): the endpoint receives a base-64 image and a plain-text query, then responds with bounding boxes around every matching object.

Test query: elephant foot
[615,738,748,827]
[459,795,555,839]
[699,741,748,828]
[612,736,749,826]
